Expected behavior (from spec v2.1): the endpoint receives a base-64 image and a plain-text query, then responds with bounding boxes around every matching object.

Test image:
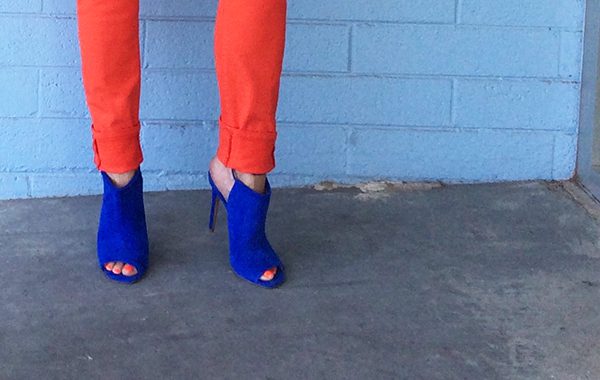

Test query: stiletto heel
[207,168,286,288]
[208,190,220,232]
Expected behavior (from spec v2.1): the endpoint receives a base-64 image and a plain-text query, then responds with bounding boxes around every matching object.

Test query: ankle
[209,155,267,194]
[234,170,266,194]
[107,169,136,188]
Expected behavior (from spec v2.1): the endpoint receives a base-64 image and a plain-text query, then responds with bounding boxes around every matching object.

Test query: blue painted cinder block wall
[0,0,586,199]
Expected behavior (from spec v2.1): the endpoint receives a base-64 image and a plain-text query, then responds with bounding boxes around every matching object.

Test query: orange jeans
[76,0,287,174]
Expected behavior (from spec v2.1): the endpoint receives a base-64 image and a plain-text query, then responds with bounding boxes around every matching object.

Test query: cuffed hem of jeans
[91,123,144,174]
[216,115,277,174]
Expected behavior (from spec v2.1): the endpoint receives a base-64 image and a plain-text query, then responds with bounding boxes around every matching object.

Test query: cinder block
[140,0,216,18]
[142,172,205,192]
[288,0,456,23]
[0,17,80,66]
[284,23,350,72]
[144,20,215,69]
[552,132,577,180]
[39,68,88,117]
[0,0,41,13]
[42,0,75,14]
[352,24,560,77]
[0,174,29,200]
[140,71,219,120]
[560,32,584,80]
[0,119,94,171]
[460,0,585,29]
[29,172,101,198]
[347,128,554,181]
[278,75,452,126]
[273,124,347,175]
[0,68,38,117]
[140,122,217,172]
[455,79,580,132]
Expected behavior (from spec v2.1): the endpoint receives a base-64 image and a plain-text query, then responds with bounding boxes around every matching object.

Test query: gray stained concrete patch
[0,181,599,379]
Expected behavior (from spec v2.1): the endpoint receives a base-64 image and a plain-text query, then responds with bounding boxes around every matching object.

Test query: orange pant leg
[76,0,143,174]
[215,0,288,174]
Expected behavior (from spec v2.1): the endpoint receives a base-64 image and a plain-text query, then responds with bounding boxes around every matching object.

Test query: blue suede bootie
[97,168,149,284]
[208,169,286,288]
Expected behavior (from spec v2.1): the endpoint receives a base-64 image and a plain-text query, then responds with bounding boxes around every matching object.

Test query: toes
[260,267,277,281]
[104,261,138,277]
[112,262,124,275]
[122,263,138,277]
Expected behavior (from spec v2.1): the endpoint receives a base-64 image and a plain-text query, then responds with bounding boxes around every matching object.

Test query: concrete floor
[1,180,600,379]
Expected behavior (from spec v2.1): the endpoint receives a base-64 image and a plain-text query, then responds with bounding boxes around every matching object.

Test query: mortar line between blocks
[0,13,585,32]
[35,68,41,118]
[557,30,562,77]
[343,126,351,175]
[347,24,353,72]
[0,64,582,83]
[450,78,457,125]
[551,134,556,179]
[455,0,462,24]
[0,116,578,134]
[26,175,32,197]
[141,20,148,69]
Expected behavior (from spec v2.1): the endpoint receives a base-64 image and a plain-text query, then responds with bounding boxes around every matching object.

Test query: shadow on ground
[1,181,599,379]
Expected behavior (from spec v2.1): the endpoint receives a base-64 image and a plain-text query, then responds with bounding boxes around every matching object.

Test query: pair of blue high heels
[96,167,285,288]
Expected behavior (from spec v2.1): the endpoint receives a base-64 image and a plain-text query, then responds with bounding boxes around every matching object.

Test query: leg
[77,0,143,174]
[214,0,287,175]
[77,0,146,279]
[210,0,287,283]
